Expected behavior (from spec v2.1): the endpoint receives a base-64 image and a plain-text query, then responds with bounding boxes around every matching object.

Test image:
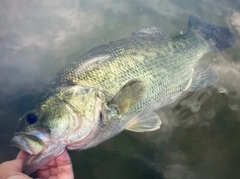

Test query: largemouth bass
[11,15,234,174]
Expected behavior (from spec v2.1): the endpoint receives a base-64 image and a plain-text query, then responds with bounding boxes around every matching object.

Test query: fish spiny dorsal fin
[131,26,166,39]
[108,79,145,114]
[126,111,161,132]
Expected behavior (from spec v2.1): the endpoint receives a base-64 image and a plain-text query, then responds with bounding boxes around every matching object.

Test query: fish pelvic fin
[188,15,235,52]
[108,79,145,114]
[188,63,218,91]
[126,111,161,132]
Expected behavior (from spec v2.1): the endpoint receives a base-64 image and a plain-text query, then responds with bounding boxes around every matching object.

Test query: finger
[37,159,56,177]
[56,150,72,166]
[13,150,29,172]
[9,159,25,172]
[16,150,29,160]
[56,150,74,179]
[40,159,57,168]
[4,172,32,179]
[58,164,74,179]
[36,167,50,178]
[0,160,27,178]
[50,167,58,175]
[37,151,74,179]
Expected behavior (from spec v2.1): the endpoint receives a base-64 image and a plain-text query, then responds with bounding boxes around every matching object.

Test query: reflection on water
[0,0,240,178]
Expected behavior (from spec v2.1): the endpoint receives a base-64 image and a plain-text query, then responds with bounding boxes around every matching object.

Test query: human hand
[0,150,31,179]
[0,150,74,179]
[36,150,74,179]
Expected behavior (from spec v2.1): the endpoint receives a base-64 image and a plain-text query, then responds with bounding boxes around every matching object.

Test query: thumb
[8,158,25,172]
[0,152,32,179]
[0,158,24,175]
[0,159,29,179]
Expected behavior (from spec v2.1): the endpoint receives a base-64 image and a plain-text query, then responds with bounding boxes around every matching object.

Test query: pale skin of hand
[0,150,74,179]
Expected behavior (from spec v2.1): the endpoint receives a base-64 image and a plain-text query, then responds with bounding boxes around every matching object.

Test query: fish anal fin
[126,111,161,132]
[188,63,218,91]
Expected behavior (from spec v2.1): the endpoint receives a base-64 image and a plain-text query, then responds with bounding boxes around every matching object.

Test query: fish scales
[47,31,208,115]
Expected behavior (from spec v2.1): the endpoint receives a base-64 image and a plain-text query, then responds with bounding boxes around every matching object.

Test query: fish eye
[25,113,38,124]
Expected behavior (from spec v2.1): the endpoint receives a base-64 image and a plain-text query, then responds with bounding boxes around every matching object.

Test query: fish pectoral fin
[131,26,165,39]
[187,63,218,91]
[125,111,161,132]
[108,79,145,114]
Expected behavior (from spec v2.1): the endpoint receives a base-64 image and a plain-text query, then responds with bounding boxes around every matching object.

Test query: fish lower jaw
[11,133,46,155]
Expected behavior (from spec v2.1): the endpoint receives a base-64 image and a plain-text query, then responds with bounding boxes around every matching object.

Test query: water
[0,0,240,178]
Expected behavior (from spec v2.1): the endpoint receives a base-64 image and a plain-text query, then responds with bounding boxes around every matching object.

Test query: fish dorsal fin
[131,26,165,39]
[126,111,161,132]
[188,63,218,91]
[108,79,145,114]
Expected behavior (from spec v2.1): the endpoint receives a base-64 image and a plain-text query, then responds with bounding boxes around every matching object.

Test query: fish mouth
[11,127,50,155]
[11,132,46,155]
[11,127,67,174]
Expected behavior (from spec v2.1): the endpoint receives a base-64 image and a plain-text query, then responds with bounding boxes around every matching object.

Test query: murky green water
[0,0,240,178]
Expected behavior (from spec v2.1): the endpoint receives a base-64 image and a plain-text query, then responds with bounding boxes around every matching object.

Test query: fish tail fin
[188,15,235,52]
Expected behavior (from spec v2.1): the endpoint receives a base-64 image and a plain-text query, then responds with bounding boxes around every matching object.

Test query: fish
[10,15,234,174]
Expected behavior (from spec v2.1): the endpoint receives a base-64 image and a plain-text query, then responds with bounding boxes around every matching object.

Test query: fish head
[11,85,105,174]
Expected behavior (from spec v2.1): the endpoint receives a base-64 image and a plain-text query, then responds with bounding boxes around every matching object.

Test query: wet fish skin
[10,15,234,174]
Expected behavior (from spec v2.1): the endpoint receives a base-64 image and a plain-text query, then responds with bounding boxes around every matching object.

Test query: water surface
[0,0,240,178]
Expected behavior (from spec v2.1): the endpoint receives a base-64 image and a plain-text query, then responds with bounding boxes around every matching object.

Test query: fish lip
[11,132,46,155]
[11,133,34,154]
